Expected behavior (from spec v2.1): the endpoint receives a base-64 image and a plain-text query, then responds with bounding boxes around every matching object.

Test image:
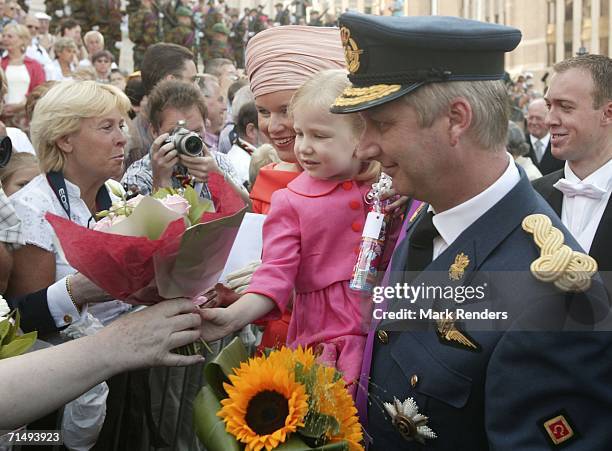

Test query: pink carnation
[93,214,127,232]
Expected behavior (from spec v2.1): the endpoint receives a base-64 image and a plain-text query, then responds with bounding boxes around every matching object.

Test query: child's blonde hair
[289,69,379,182]
[0,152,39,186]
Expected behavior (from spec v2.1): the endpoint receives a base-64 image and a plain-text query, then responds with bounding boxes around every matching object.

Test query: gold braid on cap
[332,84,402,107]
[522,214,598,292]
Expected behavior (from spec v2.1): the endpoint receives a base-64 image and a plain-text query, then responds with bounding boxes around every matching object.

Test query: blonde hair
[249,143,280,188]
[31,81,131,172]
[53,36,77,55]
[402,80,509,150]
[3,23,31,50]
[289,69,379,182]
[0,152,39,185]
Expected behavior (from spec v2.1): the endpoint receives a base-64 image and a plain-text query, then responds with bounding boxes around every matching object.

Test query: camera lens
[182,135,203,156]
[0,136,12,169]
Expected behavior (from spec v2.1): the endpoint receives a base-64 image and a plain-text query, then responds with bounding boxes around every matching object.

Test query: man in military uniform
[129,0,159,70]
[205,22,233,63]
[68,0,122,62]
[330,13,612,450]
[165,6,196,52]
[228,10,247,68]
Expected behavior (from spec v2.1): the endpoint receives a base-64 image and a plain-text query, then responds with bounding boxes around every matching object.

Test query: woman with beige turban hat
[245,25,346,350]
[246,25,346,214]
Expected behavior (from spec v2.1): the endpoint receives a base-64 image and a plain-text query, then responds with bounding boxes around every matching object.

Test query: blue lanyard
[46,171,112,219]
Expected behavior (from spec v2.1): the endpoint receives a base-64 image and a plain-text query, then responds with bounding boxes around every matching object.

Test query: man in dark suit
[533,54,611,273]
[526,97,565,175]
[330,13,612,450]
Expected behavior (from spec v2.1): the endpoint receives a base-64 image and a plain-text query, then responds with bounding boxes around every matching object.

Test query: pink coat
[247,172,371,314]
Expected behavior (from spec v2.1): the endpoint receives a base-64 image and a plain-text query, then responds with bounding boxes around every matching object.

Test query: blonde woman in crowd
[0,23,45,124]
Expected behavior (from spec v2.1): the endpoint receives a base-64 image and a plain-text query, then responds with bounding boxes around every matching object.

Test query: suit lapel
[589,196,612,271]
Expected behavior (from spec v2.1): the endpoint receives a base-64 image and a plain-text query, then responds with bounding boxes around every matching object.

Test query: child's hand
[381,188,409,217]
[198,307,237,342]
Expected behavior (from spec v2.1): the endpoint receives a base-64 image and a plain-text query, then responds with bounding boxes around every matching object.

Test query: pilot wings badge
[436,314,480,352]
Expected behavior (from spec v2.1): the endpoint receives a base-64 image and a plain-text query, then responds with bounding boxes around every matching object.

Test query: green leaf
[193,385,241,451]
[300,413,341,440]
[0,331,37,359]
[275,435,349,450]
[203,337,249,400]
[0,318,10,344]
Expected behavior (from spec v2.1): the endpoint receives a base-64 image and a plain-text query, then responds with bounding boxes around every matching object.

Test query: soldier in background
[206,22,233,63]
[228,9,246,68]
[165,6,196,52]
[129,0,159,70]
[69,0,122,62]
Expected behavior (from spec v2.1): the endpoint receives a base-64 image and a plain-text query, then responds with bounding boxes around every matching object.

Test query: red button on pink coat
[342,181,353,190]
[349,200,360,210]
[351,222,362,232]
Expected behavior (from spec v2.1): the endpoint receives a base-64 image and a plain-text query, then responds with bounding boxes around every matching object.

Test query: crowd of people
[0,4,610,451]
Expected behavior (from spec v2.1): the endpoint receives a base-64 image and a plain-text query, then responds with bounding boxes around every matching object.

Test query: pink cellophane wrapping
[46,173,247,304]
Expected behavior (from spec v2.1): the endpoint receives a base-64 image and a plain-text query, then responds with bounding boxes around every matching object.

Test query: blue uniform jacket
[367,173,612,450]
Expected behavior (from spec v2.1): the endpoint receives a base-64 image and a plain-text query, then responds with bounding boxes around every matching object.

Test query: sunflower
[315,366,364,451]
[218,357,309,451]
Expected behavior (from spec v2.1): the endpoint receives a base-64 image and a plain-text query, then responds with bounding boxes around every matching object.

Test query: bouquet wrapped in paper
[46,173,247,305]
[193,338,364,451]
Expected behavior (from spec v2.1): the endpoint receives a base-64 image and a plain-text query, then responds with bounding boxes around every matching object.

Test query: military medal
[383,397,437,444]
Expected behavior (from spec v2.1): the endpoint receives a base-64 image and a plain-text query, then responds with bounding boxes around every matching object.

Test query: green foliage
[0,310,37,359]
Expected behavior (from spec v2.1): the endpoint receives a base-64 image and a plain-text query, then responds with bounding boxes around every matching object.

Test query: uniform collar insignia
[449,252,470,281]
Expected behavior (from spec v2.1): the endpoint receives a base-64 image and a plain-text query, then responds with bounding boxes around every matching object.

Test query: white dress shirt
[530,132,551,163]
[431,154,521,259]
[10,175,131,327]
[559,159,612,252]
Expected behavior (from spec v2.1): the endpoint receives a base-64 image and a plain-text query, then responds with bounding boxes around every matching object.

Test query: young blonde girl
[200,70,390,393]
[0,152,39,196]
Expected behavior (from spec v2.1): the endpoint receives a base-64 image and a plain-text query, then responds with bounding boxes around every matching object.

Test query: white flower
[0,295,10,321]
[383,397,437,444]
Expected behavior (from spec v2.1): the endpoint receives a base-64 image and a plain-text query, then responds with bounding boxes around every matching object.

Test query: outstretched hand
[100,299,204,370]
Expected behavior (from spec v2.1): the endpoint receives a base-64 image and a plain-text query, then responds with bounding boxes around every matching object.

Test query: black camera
[163,120,204,157]
[0,136,12,168]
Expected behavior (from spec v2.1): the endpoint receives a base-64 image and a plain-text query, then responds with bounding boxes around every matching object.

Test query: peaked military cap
[331,12,522,113]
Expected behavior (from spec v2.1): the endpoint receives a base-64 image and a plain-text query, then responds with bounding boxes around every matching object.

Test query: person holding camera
[122,80,250,204]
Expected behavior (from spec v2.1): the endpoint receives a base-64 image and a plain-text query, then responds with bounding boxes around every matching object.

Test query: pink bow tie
[553,178,607,200]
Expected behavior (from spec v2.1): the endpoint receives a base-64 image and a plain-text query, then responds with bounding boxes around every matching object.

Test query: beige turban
[246,25,346,98]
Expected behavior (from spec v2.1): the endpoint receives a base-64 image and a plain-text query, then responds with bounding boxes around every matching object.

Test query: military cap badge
[340,26,363,74]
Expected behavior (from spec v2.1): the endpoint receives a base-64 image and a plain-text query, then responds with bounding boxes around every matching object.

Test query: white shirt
[431,154,521,259]
[7,126,35,154]
[10,175,131,327]
[559,159,612,252]
[44,59,74,81]
[26,39,53,67]
[530,132,551,163]
[4,64,30,105]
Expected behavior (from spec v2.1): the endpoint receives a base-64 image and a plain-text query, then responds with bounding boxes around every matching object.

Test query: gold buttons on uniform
[63,314,73,324]
[377,330,389,344]
[410,374,419,388]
